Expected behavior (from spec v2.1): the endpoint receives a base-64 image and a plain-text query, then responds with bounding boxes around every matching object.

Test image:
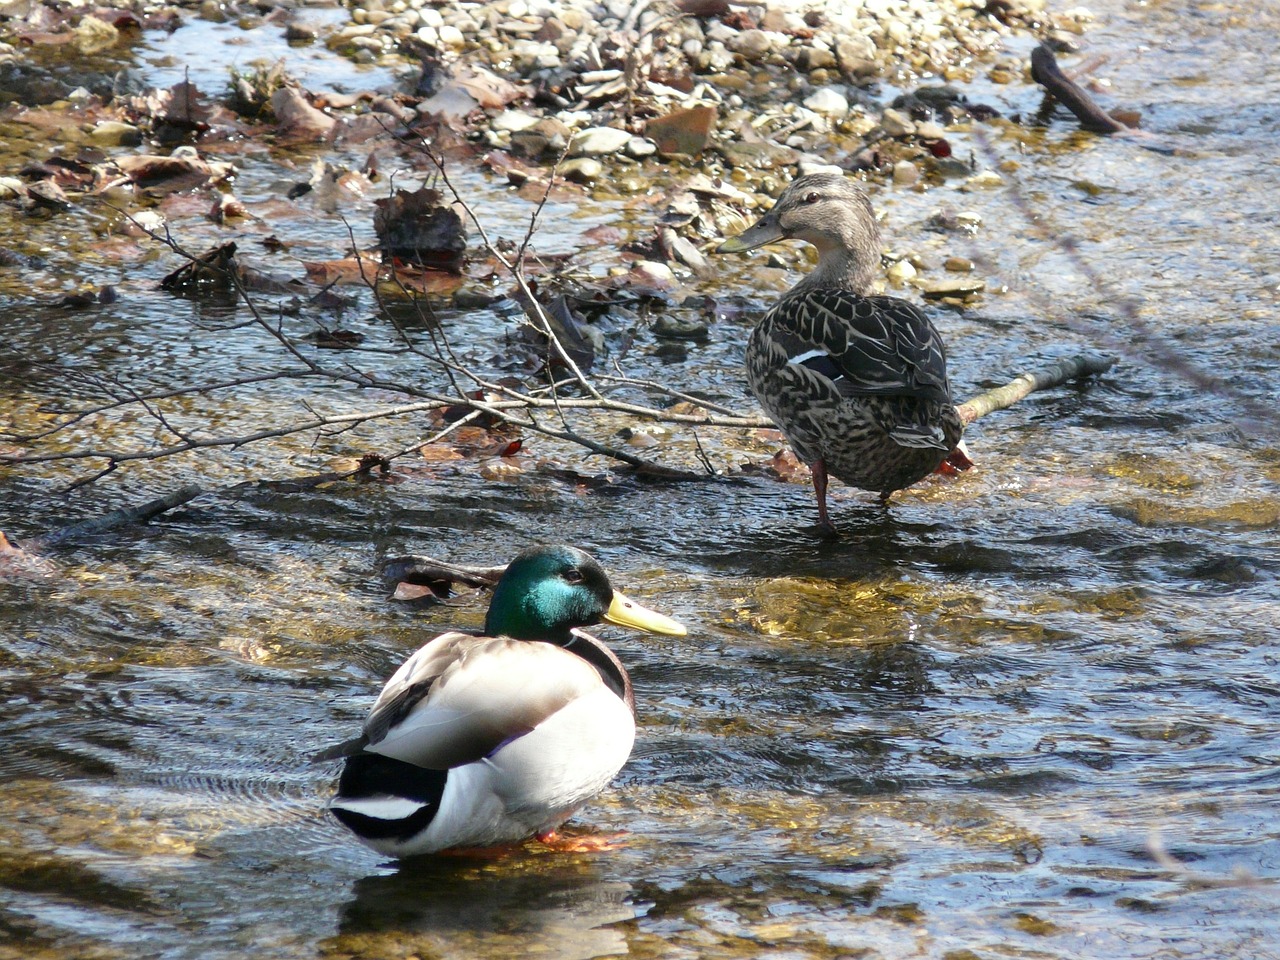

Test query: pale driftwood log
[956,353,1116,426]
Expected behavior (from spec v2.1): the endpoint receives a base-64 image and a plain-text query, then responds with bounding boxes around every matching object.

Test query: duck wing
[352,633,607,770]
[762,289,952,403]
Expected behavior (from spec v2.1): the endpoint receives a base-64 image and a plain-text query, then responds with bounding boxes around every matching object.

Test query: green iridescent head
[483,545,685,643]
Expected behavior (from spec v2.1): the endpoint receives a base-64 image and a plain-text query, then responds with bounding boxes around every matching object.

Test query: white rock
[632,260,676,284]
[731,29,774,60]
[705,23,739,44]
[437,23,465,47]
[886,259,917,283]
[418,7,442,27]
[893,160,920,184]
[965,170,1005,189]
[569,126,633,156]
[797,159,844,177]
[625,136,657,158]
[803,86,849,116]
[881,107,916,137]
[491,109,540,132]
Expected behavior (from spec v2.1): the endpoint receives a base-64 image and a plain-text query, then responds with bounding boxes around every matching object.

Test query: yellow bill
[604,591,687,636]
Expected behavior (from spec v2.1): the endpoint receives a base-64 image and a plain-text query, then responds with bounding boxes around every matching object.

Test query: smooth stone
[625,136,657,158]
[560,157,603,182]
[935,157,973,178]
[802,86,848,116]
[892,159,920,184]
[916,120,947,140]
[437,23,465,47]
[88,120,142,146]
[491,109,539,132]
[569,125,632,156]
[721,140,799,170]
[919,276,985,299]
[652,314,709,340]
[886,259,917,283]
[644,105,716,156]
[965,170,1005,189]
[285,21,319,42]
[799,46,836,71]
[881,107,916,137]
[730,28,774,60]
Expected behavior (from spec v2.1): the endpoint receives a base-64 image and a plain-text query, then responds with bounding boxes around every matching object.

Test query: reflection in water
[326,857,636,960]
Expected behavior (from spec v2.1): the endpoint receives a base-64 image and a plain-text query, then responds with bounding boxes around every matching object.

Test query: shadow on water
[325,856,637,960]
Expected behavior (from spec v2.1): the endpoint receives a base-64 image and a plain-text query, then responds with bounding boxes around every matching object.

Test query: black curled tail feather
[330,753,448,843]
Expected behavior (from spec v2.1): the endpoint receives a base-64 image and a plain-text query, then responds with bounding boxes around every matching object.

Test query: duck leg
[811,458,835,531]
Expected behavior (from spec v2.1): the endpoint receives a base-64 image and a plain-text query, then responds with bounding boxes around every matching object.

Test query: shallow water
[2,2,1280,958]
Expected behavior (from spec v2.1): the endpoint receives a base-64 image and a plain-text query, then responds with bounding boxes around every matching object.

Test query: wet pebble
[560,157,602,183]
[87,120,142,147]
[892,159,920,184]
[731,29,776,61]
[652,314,710,340]
[886,259,917,284]
[803,87,849,116]
[625,136,657,159]
[919,276,985,299]
[569,126,631,157]
[491,109,539,133]
[880,108,916,138]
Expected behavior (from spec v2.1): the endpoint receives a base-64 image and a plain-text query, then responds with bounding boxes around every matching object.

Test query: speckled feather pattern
[730,172,964,499]
[747,291,963,494]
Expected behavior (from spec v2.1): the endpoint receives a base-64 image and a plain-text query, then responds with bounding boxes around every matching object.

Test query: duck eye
[803,192,821,204]
[564,569,584,584]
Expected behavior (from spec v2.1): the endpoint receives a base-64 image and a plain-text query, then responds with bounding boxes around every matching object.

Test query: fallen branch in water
[956,353,1116,425]
[33,484,205,549]
[1030,44,1131,134]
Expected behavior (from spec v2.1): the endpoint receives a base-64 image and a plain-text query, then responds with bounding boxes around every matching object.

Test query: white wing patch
[788,348,827,366]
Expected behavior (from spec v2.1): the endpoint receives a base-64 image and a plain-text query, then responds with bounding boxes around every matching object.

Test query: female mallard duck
[325,544,685,858]
[717,172,966,528]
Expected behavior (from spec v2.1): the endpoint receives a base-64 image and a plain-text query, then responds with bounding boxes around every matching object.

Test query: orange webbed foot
[534,829,628,853]
[935,440,975,475]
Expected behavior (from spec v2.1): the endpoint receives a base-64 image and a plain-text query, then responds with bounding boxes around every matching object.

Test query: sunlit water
[2,2,1279,958]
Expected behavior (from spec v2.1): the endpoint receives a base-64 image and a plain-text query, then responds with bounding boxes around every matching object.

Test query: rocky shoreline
[323,0,1091,182]
[0,0,1101,302]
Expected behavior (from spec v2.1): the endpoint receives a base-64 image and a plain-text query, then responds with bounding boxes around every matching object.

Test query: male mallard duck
[324,544,685,858]
[717,172,966,528]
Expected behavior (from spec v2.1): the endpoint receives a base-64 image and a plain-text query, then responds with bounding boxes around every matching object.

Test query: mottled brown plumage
[717,173,964,527]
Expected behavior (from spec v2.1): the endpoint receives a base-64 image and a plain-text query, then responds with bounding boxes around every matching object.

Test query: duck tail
[329,753,447,845]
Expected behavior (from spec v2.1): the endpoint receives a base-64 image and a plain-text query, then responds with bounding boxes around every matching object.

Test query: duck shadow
[328,854,636,959]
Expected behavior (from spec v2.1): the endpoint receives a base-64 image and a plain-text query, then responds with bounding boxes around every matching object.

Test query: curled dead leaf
[271,86,338,140]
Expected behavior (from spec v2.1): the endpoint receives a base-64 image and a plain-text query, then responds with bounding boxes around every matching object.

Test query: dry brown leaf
[0,532,56,580]
[271,87,338,140]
